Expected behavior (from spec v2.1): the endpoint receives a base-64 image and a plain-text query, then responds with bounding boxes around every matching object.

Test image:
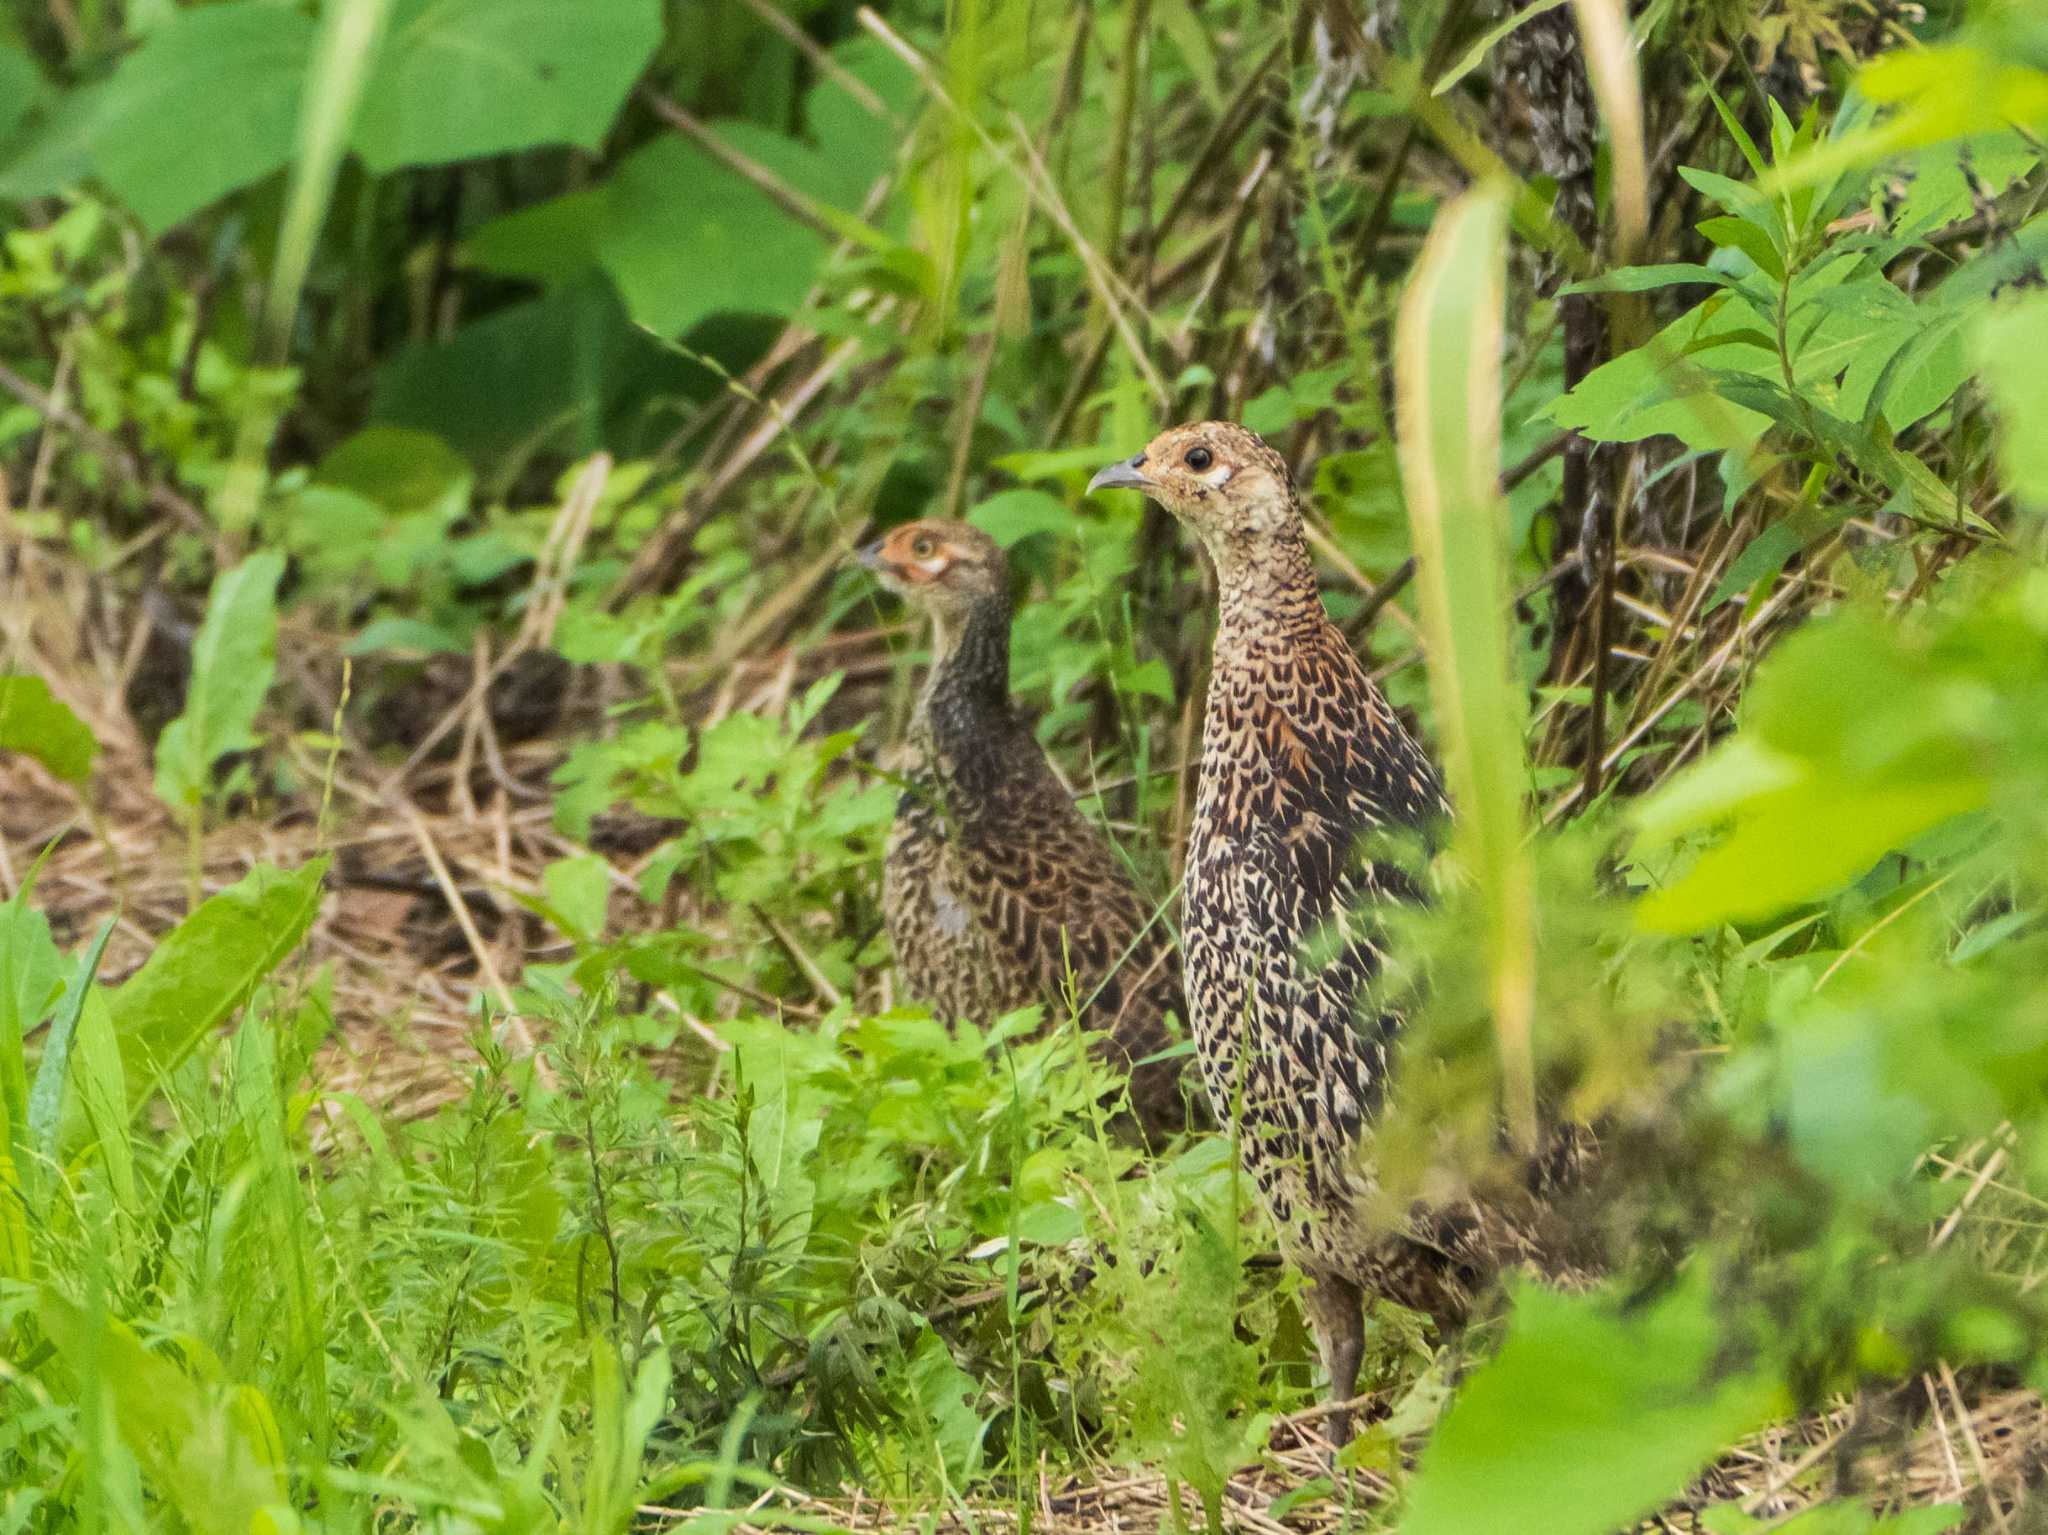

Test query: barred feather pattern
[882,588,1194,1142]
[1171,427,1544,1324]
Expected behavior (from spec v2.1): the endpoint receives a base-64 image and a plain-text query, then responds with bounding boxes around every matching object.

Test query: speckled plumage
[1091,423,1588,1441]
[863,521,1194,1142]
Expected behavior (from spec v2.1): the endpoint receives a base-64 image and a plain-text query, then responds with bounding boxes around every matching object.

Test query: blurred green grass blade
[70,988,136,1218]
[1567,0,1646,262]
[265,0,393,350]
[39,1290,294,1535]
[235,1000,330,1450]
[28,914,114,1168]
[219,0,394,536]
[1392,181,1538,1148]
[0,850,65,1232]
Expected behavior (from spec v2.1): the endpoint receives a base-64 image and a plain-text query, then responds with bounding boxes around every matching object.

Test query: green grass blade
[1392,181,1539,1149]
[27,914,115,1167]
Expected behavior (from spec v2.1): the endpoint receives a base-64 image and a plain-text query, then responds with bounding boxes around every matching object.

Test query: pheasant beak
[853,539,887,571]
[1087,454,1156,495]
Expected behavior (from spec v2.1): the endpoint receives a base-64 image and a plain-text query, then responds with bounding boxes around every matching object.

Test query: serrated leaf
[155,551,285,814]
[0,675,98,782]
[109,859,328,1116]
[350,0,661,172]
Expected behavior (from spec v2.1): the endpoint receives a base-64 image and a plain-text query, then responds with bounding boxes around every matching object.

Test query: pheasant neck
[921,595,1017,778]
[1207,522,1328,664]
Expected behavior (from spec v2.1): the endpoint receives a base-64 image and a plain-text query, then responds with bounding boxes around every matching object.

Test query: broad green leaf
[1637,778,1987,933]
[466,185,609,284]
[351,0,661,172]
[78,1,314,233]
[0,45,44,146]
[594,132,834,336]
[1548,305,1773,455]
[0,675,98,782]
[1393,181,1537,1144]
[371,274,693,463]
[1402,1279,1783,1535]
[0,79,103,203]
[800,36,920,211]
[153,551,285,815]
[541,853,611,943]
[314,427,472,516]
[1631,736,1805,850]
[109,859,328,1116]
[1976,289,2048,508]
[968,488,1071,547]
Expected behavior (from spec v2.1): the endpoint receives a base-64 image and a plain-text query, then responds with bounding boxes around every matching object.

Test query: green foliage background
[2,0,2047,1530]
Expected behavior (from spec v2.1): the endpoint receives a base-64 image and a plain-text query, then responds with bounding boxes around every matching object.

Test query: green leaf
[78,1,314,233]
[968,488,1070,547]
[1976,289,2048,508]
[1707,513,1829,609]
[0,45,45,147]
[108,859,328,1116]
[0,875,64,1229]
[315,426,472,515]
[351,0,660,172]
[371,274,692,463]
[154,551,285,815]
[1564,263,1736,296]
[70,988,135,1216]
[1402,1279,1784,1535]
[542,853,611,943]
[1637,777,1987,933]
[0,675,99,782]
[1696,215,1784,281]
[594,132,834,336]
[467,184,609,284]
[0,80,103,203]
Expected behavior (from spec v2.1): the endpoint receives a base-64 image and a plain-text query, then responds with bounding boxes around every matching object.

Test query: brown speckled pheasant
[859,519,1195,1143]
[1091,423,1583,1441]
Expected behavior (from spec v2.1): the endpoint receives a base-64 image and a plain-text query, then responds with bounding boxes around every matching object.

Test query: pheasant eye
[911,536,936,558]
[1184,446,1213,471]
